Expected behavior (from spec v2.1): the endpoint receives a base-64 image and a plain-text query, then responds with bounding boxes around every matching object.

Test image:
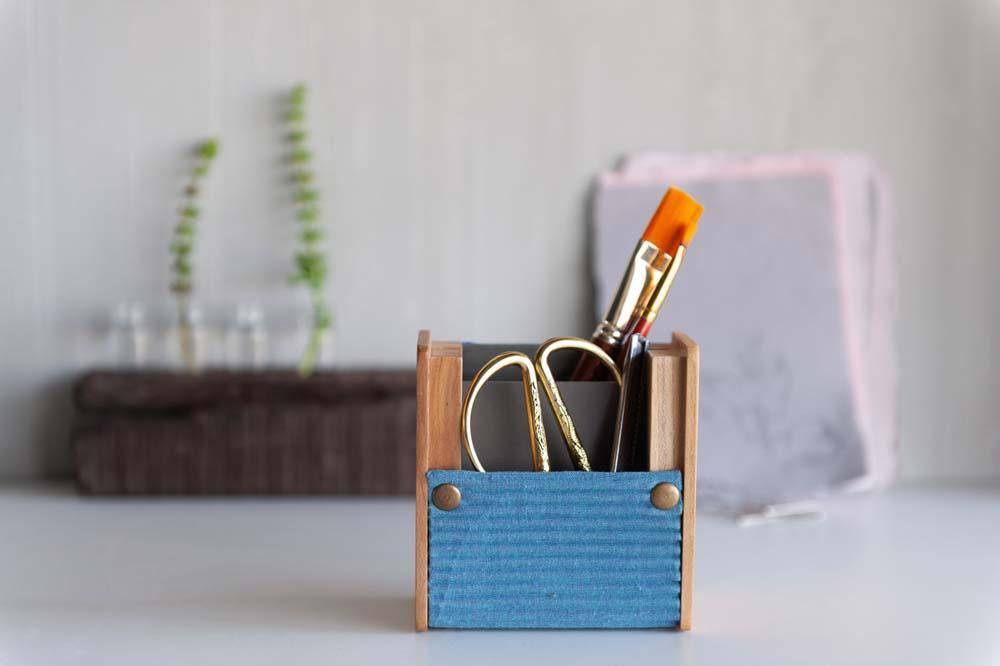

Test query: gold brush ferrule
[638,244,686,324]
[592,240,671,346]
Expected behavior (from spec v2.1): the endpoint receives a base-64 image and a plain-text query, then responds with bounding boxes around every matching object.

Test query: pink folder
[593,153,897,513]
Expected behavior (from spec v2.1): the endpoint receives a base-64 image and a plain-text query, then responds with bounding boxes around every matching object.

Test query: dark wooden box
[72,369,415,495]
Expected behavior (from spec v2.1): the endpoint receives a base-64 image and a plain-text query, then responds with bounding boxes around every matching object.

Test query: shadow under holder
[414,329,699,631]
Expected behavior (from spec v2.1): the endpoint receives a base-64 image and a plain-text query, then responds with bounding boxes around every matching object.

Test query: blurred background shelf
[71,370,416,495]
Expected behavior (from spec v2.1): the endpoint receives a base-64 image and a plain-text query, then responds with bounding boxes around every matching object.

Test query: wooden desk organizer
[415,329,698,630]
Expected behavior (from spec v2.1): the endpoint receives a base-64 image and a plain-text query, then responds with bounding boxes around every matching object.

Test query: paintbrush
[572,187,702,381]
[608,208,700,470]
[622,205,700,342]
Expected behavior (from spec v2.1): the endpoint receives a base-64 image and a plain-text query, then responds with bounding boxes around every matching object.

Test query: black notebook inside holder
[459,343,623,472]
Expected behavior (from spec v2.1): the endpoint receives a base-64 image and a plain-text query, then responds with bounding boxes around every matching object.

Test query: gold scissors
[461,337,622,472]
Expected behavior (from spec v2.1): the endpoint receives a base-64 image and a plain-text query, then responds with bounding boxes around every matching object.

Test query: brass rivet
[432,483,462,511]
[651,482,680,510]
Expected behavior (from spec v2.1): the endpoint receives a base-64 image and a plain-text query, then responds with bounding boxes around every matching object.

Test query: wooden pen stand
[415,329,698,631]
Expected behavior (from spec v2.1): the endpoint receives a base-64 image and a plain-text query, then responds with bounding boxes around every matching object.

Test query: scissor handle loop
[461,351,550,473]
[534,337,622,471]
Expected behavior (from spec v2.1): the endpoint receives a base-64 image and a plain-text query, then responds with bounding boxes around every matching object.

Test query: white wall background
[1,0,998,479]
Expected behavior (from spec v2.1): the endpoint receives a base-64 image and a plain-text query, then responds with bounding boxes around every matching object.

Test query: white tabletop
[1,483,998,665]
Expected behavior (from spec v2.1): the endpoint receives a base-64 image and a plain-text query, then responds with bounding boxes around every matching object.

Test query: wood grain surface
[648,332,699,631]
[414,330,462,631]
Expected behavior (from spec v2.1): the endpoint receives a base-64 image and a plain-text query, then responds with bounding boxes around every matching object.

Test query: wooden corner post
[415,330,463,631]
[648,332,699,631]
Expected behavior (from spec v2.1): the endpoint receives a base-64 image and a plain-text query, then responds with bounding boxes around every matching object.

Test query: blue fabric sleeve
[427,470,682,629]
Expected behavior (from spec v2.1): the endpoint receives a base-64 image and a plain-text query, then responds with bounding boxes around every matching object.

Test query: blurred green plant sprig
[285,84,331,376]
[170,138,219,296]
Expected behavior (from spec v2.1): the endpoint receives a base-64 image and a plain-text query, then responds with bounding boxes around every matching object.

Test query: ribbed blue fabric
[427,470,682,629]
